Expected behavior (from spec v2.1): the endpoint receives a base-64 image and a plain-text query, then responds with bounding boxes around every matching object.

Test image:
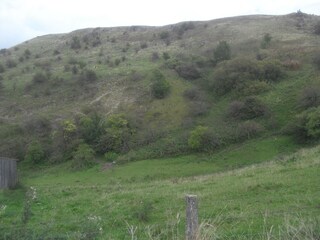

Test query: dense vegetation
[0,12,320,239]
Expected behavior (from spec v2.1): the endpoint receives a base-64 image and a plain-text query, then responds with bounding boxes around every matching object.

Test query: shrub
[175,63,201,80]
[260,33,272,49]
[140,42,148,49]
[150,70,170,99]
[162,52,170,60]
[297,86,320,109]
[261,60,284,82]
[211,58,261,95]
[188,101,210,117]
[183,88,202,101]
[282,60,301,70]
[236,121,264,140]
[6,59,17,68]
[213,41,231,62]
[305,107,320,138]
[188,126,220,152]
[227,97,269,120]
[25,140,45,164]
[70,36,81,49]
[313,53,320,70]
[285,107,320,142]
[314,21,320,35]
[72,143,95,169]
[24,49,31,59]
[80,69,98,82]
[151,52,159,61]
[237,81,270,96]
[159,31,170,40]
[32,72,48,84]
[0,63,5,73]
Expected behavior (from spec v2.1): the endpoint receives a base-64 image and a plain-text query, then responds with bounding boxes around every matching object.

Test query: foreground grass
[0,141,319,239]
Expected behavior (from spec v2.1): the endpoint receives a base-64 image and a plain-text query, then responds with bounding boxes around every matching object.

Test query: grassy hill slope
[1,141,319,239]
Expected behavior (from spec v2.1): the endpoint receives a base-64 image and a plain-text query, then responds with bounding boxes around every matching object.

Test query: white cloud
[0,0,319,48]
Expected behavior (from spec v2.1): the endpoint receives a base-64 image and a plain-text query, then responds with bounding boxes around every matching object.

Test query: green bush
[70,36,81,49]
[72,143,95,169]
[188,126,220,152]
[213,41,231,62]
[236,121,264,140]
[261,60,284,82]
[227,97,269,120]
[313,53,320,70]
[150,70,170,99]
[32,72,48,84]
[0,63,5,73]
[211,58,261,95]
[80,69,98,82]
[314,21,320,35]
[175,63,201,80]
[6,59,17,68]
[297,86,320,109]
[260,33,272,49]
[285,107,320,143]
[25,140,45,164]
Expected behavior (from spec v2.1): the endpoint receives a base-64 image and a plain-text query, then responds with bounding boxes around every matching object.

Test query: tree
[314,21,320,35]
[213,41,231,62]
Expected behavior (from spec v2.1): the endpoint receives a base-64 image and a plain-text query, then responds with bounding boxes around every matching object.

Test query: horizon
[1,0,320,49]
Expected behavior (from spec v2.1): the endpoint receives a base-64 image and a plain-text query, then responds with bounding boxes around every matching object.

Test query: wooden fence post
[0,158,18,189]
[186,194,198,240]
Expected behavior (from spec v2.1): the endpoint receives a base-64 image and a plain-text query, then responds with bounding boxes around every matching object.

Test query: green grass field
[1,138,319,239]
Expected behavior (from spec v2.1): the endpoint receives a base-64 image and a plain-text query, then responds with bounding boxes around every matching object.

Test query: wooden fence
[0,157,18,189]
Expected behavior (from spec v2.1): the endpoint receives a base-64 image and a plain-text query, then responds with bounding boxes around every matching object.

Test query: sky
[1,0,320,49]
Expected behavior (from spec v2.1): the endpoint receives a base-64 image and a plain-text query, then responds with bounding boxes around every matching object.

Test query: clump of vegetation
[6,59,17,68]
[150,70,170,99]
[227,97,269,120]
[260,33,272,49]
[213,41,231,63]
[314,21,320,35]
[297,86,320,109]
[25,140,46,164]
[236,121,264,140]
[32,72,48,84]
[313,52,320,70]
[72,143,95,170]
[0,63,5,73]
[188,126,220,152]
[175,63,201,80]
[70,36,81,49]
[79,69,98,82]
[285,106,320,143]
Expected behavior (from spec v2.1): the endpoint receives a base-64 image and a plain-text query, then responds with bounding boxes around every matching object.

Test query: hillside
[0,11,320,239]
[0,12,320,163]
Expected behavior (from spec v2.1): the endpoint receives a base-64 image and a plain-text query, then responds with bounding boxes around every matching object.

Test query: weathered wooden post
[0,158,18,189]
[186,194,198,240]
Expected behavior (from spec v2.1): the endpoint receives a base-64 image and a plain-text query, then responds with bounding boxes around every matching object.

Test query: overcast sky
[1,0,320,49]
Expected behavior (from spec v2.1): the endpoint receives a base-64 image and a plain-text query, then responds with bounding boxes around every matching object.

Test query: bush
[261,60,284,82]
[72,143,95,169]
[6,59,17,68]
[313,53,320,70]
[183,88,202,101]
[297,86,320,109]
[227,97,269,120]
[188,126,220,152]
[150,70,170,99]
[260,33,272,49]
[80,69,98,82]
[285,107,320,142]
[32,72,48,84]
[314,21,320,35]
[188,101,210,117]
[213,41,231,62]
[237,81,270,96]
[236,121,264,140]
[25,140,45,164]
[211,58,261,95]
[0,63,5,73]
[175,63,201,80]
[70,36,81,49]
